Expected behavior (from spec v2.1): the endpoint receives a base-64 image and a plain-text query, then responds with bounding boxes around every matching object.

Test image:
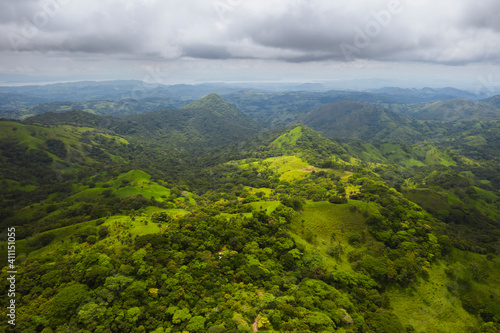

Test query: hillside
[367,87,482,102]
[408,98,500,121]
[24,109,116,128]
[0,92,48,111]
[0,96,499,332]
[0,81,248,112]
[300,101,423,143]
[2,81,485,128]
[482,95,500,109]
[23,94,260,155]
[1,98,192,120]
[114,94,260,152]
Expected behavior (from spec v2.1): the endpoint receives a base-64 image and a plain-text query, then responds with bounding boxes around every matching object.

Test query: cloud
[182,43,233,60]
[0,0,499,69]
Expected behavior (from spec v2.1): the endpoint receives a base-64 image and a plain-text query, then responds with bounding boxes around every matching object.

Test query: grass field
[403,189,451,212]
[244,186,274,197]
[262,156,313,181]
[6,205,193,259]
[116,170,151,183]
[387,261,479,333]
[114,184,171,201]
[288,200,379,272]
[296,200,370,240]
[246,200,282,214]
[270,126,302,149]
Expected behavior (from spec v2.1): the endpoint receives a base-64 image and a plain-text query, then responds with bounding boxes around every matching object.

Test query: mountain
[0,92,48,111]
[0,80,150,102]
[482,95,500,109]
[0,98,193,120]
[408,98,500,121]
[24,109,116,128]
[115,94,260,151]
[223,90,399,128]
[0,80,249,108]
[1,81,485,126]
[0,88,500,333]
[24,94,260,154]
[223,88,483,128]
[367,87,483,102]
[299,101,423,143]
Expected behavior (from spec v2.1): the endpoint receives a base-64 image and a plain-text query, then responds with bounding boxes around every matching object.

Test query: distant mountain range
[25,94,260,154]
[299,101,423,143]
[2,80,499,126]
[404,98,500,122]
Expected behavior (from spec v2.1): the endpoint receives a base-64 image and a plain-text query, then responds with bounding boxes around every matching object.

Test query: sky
[0,0,499,91]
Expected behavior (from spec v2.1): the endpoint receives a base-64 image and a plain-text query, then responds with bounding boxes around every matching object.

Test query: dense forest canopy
[0,87,499,332]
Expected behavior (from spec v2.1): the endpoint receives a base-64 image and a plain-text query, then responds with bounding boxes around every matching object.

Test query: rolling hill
[300,101,423,143]
[114,94,260,151]
[482,95,500,109]
[0,86,499,332]
[24,94,260,155]
[408,98,500,121]
[1,98,193,120]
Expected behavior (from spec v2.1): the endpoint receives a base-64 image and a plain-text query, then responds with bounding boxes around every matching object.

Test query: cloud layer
[0,0,499,81]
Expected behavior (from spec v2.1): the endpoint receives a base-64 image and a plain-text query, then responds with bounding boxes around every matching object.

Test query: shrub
[27,232,56,249]
[348,233,363,245]
[329,196,348,204]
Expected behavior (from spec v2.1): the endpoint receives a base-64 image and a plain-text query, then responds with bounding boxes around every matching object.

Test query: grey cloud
[220,1,500,64]
[0,0,41,24]
[182,43,233,60]
[0,0,499,67]
[460,0,500,31]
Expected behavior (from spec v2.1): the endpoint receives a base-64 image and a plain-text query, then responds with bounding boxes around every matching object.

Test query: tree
[126,307,141,323]
[186,316,207,332]
[172,308,191,324]
[27,232,56,249]
[49,283,89,322]
[98,226,110,238]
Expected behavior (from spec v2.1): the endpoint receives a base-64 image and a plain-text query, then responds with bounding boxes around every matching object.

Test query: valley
[0,84,499,332]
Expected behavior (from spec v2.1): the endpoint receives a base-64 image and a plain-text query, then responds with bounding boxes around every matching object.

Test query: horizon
[0,78,495,96]
[1,1,499,95]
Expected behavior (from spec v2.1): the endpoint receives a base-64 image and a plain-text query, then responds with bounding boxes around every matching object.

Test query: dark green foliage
[45,139,67,158]
[75,226,98,243]
[26,232,56,249]
[281,196,304,211]
[48,283,89,322]
[329,196,348,204]
[301,101,422,143]
[98,226,110,238]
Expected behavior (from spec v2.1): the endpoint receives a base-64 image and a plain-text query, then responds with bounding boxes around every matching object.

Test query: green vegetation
[0,92,499,332]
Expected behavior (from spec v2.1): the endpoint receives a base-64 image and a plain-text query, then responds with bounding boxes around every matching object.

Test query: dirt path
[252,314,261,333]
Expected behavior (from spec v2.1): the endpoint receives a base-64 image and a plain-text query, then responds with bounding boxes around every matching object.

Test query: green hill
[300,101,423,143]
[411,98,500,122]
[2,98,192,120]
[113,94,260,152]
[481,95,500,109]
[24,109,116,127]
[0,94,499,333]
[24,94,260,154]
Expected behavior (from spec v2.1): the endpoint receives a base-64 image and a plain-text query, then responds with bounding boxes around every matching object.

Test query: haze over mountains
[2,80,500,130]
